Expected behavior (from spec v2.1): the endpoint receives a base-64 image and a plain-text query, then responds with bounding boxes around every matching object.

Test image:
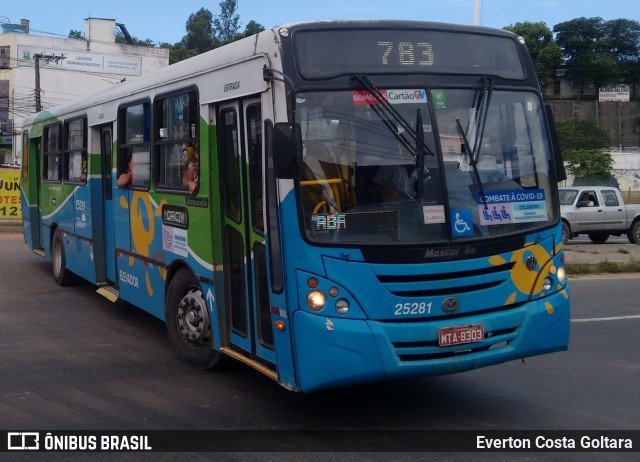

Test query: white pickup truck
[559,186,640,244]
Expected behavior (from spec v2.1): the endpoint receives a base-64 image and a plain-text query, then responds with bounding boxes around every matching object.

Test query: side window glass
[247,104,263,233]
[43,124,61,182]
[65,118,87,183]
[117,103,151,189]
[602,190,619,207]
[220,108,241,221]
[155,90,199,192]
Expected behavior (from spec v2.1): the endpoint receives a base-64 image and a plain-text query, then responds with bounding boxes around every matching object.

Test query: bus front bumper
[292,291,569,392]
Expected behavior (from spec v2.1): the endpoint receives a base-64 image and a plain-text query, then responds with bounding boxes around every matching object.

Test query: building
[0,17,169,165]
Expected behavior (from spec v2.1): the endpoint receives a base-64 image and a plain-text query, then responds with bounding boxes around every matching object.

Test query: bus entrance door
[99,125,115,282]
[217,98,275,368]
[31,138,43,251]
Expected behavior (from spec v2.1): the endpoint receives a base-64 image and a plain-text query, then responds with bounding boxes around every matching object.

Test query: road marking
[572,314,640,323]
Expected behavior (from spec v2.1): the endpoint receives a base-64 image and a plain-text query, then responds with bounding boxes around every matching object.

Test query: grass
[566,260,640,275]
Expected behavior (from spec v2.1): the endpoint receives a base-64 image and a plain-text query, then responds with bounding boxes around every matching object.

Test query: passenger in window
[80,158,87,182]
[580,192,594,206]
[183,144,199,193]
[117,153,133,187]
[370,164,430,202]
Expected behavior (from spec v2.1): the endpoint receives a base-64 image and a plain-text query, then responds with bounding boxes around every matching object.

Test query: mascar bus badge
[442,297,460,313]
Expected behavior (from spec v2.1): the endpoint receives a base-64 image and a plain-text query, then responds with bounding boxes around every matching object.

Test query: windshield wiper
[416,109,427,198]
[455,75,495,209]
[472,75,494,163]
[351,74,435,162]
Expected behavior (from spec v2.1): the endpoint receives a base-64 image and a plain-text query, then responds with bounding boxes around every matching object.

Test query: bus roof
[23,20,523,129]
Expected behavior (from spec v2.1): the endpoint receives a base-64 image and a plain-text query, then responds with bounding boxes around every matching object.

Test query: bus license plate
[438,323,484,347]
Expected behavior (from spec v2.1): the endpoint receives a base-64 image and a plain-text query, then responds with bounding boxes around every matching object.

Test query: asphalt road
[0,233,638,461]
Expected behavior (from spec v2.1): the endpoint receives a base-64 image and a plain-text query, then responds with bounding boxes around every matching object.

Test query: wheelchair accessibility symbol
[451,209,474,237]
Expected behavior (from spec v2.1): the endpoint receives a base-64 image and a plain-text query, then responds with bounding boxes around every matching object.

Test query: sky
[1,0,639,46]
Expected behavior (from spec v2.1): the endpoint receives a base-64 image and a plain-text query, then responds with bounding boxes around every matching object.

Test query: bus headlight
[335,298,350,315]
[543,277,553,291]
[557,266,566,283]
[307,291,326,311]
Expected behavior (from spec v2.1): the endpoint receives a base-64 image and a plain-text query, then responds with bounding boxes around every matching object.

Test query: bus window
[118,102,150,188]
[220,108,241,221]
[154,90,198,191]
[247,103,264,232]
[43,123,61,182]
[65,118,87,183]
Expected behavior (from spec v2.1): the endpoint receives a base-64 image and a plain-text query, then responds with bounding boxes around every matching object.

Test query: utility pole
[473,0,481,25]
[33,52,66,113]
[34,54,41,112]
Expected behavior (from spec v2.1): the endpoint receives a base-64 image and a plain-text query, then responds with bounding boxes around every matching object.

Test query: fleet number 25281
[394,302,432,316]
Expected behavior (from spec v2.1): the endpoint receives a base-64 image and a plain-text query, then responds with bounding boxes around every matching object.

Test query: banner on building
[0,169,20,219]
[599,85,630,102]
[17,46,142,76]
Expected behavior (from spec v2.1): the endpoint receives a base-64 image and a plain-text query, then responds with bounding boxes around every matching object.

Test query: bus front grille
[373,262,515,298]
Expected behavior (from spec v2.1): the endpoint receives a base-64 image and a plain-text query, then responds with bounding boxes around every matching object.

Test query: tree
[556,119,614,184]
[116,33,155,47]
[503,22,562,88]
[562,148,616,185]
[68,30,83,39]
[554,17,622,89]
[161,42,199,65]
[168,2,264,64]
[184,7,218,53]
[555,119,610,152]
[243,20,265,38]
[602,19,640,62]
[602,19,640,85]
[214,0,242,44]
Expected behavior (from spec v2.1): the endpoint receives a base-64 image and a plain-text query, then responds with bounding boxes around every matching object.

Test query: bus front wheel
[52,229,73,286]
[165,268,224,370]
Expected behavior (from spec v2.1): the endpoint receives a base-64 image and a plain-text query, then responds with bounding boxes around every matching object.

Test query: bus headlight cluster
[543,265,567,293]
[305,278,350,315]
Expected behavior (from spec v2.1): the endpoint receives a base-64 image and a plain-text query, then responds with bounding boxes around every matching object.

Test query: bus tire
[588,232,609,244]
[561,221,571,245]
[628,221,640,244]
[52,229,73,286]
[165,268,225,370]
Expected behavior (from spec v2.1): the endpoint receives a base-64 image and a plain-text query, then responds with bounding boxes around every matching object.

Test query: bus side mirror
[545,105,566,182]
[272,122,301,179]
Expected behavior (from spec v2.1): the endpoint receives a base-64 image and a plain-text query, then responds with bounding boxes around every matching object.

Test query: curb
[0,219,22,233]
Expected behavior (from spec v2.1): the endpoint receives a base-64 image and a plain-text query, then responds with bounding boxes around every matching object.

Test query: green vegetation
[160,0,265,64]
[554,119,616,184]
[68,1,265,64]
[567,261,640,275]
[503,22,562,88]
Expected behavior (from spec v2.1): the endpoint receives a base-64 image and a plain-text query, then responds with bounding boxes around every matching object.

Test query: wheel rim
[176,287,211,349]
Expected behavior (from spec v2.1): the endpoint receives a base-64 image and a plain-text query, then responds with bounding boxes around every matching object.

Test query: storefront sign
[18,46,142,76]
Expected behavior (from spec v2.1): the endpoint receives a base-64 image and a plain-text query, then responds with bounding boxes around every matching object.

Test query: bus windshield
[296,88,556,245]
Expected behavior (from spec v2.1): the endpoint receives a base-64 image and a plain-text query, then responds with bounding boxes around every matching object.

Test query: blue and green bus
[20,20,569,392]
